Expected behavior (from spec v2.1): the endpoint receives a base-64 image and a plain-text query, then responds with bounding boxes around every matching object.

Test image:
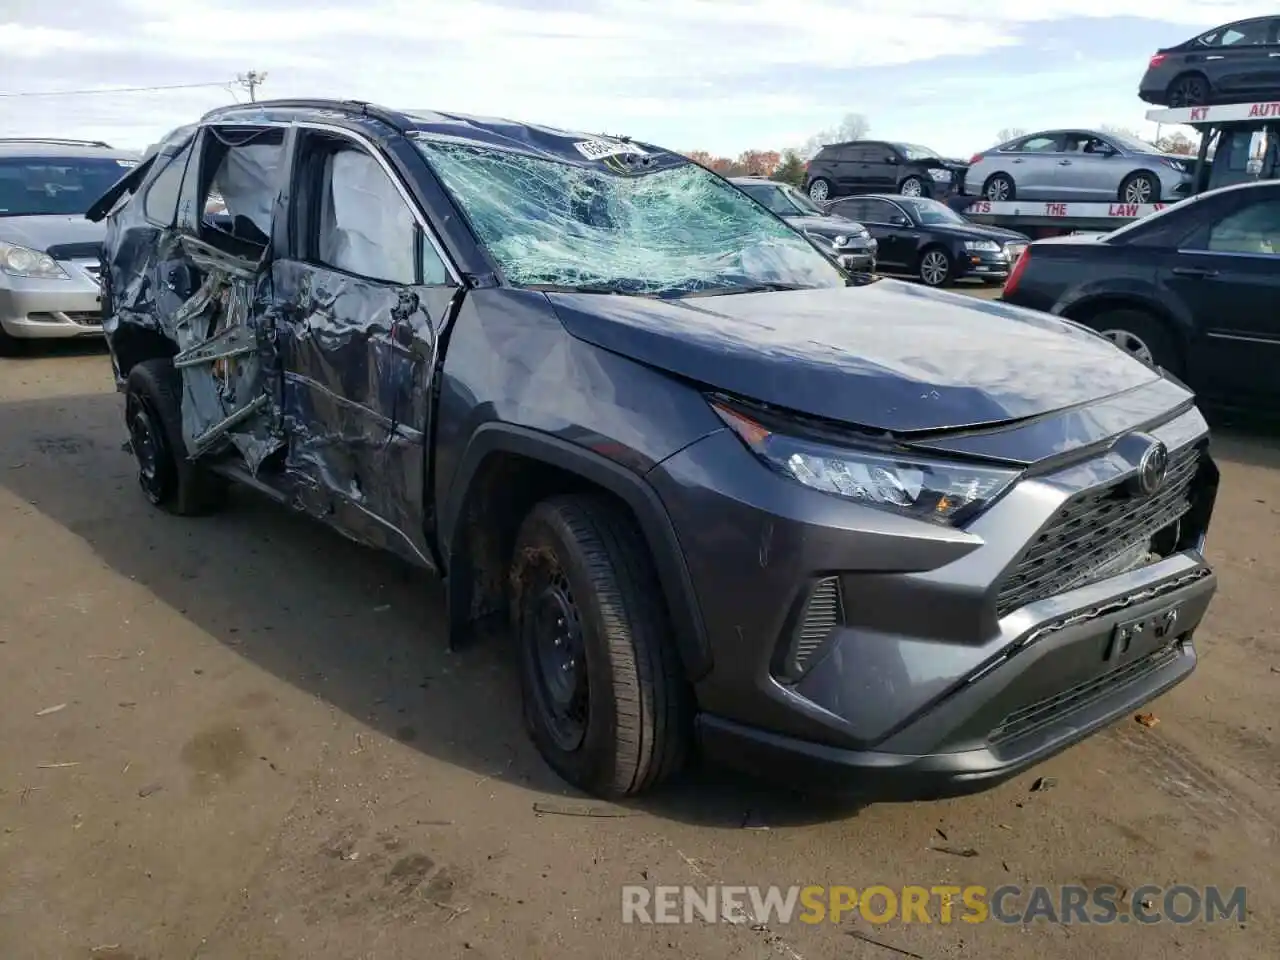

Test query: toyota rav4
[88,100,1219,800]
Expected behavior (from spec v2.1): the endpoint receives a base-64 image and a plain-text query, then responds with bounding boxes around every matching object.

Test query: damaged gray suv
[89,100,1220,800]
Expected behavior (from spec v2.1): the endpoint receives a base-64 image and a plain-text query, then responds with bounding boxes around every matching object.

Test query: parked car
[91,99,1219,801]
[966,129,1194,205]
[1139,16,1280,107]
[804,140,967,203]
[729,176,876,271]
[0,138,139,354]
[1002,179,1280,411]
[825,194,1029,287]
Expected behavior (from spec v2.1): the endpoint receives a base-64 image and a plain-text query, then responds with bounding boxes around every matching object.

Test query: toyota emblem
[1136,440,1169,496]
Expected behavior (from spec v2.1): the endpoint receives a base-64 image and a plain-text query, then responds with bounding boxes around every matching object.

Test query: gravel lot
[1,311,1277,960]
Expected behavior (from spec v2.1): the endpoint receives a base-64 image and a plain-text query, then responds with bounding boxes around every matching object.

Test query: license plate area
[1105,602,1182,663]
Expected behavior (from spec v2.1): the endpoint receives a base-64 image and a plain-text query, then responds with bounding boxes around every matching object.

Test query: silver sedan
[965,128,1195,204]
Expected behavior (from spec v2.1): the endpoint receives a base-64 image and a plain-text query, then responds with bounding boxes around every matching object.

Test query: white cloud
[0,0,1276,153]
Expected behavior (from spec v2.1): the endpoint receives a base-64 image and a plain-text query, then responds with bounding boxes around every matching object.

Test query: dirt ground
[1,327,1277,960]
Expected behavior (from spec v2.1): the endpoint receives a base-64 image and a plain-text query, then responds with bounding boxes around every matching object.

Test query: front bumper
[648,404,1217,798]
[0,260,104,339]
[956,247,1018,281]
[837,247,876,272]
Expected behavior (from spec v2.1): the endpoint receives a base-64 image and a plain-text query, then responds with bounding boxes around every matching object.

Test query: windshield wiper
[671,282,809,298]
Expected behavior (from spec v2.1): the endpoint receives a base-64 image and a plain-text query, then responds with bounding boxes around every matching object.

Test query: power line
[0,80,236,99]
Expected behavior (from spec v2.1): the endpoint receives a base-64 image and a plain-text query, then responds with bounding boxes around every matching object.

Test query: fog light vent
[781,576,844,681]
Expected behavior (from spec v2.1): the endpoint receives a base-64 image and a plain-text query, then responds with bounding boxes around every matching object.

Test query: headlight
[1162,158,1188,172]
[832,234,849,247]
[711,400,1019,525]
[929,168,953,181]
[964,240,1000,252]
[0,241,70,279]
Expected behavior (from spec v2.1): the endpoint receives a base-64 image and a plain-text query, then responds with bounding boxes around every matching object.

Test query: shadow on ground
[0,390,869,829]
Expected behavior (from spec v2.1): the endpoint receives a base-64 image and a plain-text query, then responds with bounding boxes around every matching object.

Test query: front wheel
[899,175,927,198]
[807,177,833,202]
[918,247,953,287]
[125,358,227,515]
[1120,172,1160,204]
[511,496,690,798]
[983,173,1015,202]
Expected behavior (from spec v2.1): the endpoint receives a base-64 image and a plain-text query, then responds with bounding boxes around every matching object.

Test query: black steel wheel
[124,358,227,515]
[1167,73,1209,108]
[511,496,690,798]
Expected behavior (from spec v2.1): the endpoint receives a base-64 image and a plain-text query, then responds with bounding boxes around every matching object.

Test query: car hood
[785,213,869,237]
[0,214,105,252]
[545,280,1162,435]
[926,221,1029,243]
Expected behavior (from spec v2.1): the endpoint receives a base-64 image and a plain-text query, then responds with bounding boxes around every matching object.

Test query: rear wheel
[1167,73,1210,108]
[1083,309,1182,376]
[125,358,227,515]
[983,173,1015,202]
[807,177,833,202]
[511,495,689,798]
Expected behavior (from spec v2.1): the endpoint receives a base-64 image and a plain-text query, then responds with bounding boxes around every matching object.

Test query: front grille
[779,576,843,681]
[995,444,1201,617]
[45,241,102,261]
[988,642,1180,744]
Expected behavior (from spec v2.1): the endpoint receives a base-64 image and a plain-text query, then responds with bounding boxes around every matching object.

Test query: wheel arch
[439,423,712,681]
[1058,292,1192,366]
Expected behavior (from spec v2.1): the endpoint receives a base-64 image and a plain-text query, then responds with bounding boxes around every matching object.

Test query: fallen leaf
[932,845,979,858]
[35,703,67,717]
[1135,713,1160,728]
[1030,776,1057,793]
[37,761,79,769]
[137,783,163,798]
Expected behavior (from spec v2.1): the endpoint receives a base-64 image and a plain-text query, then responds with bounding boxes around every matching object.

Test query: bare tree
[1156,130,1198,155]
[996,127,1027,143]
[800,112,871,159]
[1100,123,1146,142]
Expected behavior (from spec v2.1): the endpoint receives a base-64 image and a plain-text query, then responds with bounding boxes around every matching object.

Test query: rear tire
[125,358,227,515]
[1081,309,1182,376]
[510,495,689,799]
[1167,73,1210,108]
[983,173,1015,202]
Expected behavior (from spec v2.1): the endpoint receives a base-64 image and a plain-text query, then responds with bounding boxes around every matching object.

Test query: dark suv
[90,100,1219,800]
[804,140,968,203]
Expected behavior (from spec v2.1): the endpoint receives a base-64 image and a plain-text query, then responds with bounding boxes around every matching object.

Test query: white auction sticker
[573,138,648,161]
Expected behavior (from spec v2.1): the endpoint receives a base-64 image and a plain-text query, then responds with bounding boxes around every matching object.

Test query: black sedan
[1139,15,1280,106]
[1001,179,1280,410]
[730,176,877,271]
[824,194,1029,287]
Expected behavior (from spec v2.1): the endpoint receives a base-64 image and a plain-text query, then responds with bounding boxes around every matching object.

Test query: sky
[1,0,1276,158]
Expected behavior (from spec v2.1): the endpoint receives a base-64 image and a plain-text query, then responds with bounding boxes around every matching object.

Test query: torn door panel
[272,259,440,567]
[161,238,282,473]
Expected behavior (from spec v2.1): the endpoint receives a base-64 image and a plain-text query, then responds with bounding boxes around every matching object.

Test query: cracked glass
[413,139,844,296]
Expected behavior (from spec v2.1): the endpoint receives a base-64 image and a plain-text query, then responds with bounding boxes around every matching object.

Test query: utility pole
[236,70,267,102]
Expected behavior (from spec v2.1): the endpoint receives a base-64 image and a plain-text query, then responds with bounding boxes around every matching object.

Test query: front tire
[899,175,927,198]
[918,246,953,287]
[1120,172,1160,204]
[807,177,833,202]
[511,496,689,799]
[125,358,227,515]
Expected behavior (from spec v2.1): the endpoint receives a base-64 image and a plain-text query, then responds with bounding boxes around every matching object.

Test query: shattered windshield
[0,156,137,217]
[414,140,844,295]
